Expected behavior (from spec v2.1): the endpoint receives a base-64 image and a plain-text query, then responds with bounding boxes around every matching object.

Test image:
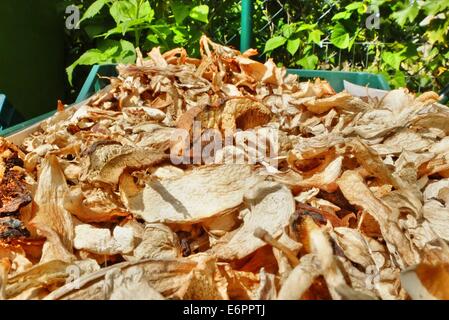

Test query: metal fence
[210,0,428,92]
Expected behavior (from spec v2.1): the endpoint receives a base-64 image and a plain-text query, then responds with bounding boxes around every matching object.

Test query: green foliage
[65,0,449,92]
[189,5,209,23]
[259,0,449,92]
[263,36,287,53]
[66,0,211,84]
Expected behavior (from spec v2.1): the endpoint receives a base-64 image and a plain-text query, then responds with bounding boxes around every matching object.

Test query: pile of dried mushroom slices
[1,36,449,300]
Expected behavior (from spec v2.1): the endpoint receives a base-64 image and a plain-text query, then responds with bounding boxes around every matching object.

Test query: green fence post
[240,0,253,52]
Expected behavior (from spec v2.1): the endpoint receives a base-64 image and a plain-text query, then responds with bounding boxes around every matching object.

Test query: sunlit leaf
[110,1,135,24]
[263,36,287,54]
[382,51,404,70]
[332,11,352,21]
[282,24,296,39]
[426,27,446,44]
[79,0,108,25]
[287,38,300,55]
[297,54,319,69]
[189,5,209,23]
[330,23,350,49]
[392,3,420,27]
[171,1,191,24]
[308,29,323,44]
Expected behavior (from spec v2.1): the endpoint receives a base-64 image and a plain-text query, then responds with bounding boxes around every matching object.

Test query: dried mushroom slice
[64,185,128,222]
[212,181,296,260]
[44,258,198,300]
[32,155,74,253]
[120,164,264,223]
[221,98,272,131]
[401,262,449,300]
[81,141,168,185]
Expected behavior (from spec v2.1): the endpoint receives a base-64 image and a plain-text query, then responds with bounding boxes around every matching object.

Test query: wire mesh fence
[209,0,432,92]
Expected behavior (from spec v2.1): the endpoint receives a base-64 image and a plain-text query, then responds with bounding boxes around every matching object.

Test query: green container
[75,64,119,103]
[0,64,393,137]
[0,65,117,137]
[287,69,390,92]
[0,0,66,120]
[75,66,391,102]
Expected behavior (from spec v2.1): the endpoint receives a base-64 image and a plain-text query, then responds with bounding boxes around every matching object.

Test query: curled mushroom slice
[337,170,420,268]
[64,185,128,223]
[124,223,181,261]
[303,92,353,114]
[123,106,166,122]
[5,260,69,299]
[81,141,169,185]
[277,254,321,300]
[221,98,272,131]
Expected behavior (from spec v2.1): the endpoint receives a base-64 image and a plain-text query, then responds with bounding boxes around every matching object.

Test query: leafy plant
[66,0,211,84]
[65,0,449,93]
[260,0,449,92]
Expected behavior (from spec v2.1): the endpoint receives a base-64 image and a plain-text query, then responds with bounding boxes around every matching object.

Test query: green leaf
[96,39,120,52]
[146,34,159,44]
[110,1,135,24]
[149,24,172,41]
[348,28,361,50]
[308,29,323,44]
[110,0,153,24]
[423,0,449,16]
[189,5,209,23]
[171,26,189,44]
[263,36,287,54]
[390,71,407,88]
[330,23,350,49]
[117,40,136,63]
[171,1,191,24]
[79,0,107,25]
[297,23,316,31]
[297,55,319,69]
[392,3,420,27]
[102,18,146,37]
[345,2,365,12]
[282,24,296,39]
[66,40,136,86]
[332,11,352,21]
[138,1,153,19]
[426,27,446,44]
[286,38,300,55]
[66,49,111,85]
[382,51,404,70]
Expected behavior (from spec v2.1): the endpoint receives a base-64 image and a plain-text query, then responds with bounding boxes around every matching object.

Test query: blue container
[0,93,24,131]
